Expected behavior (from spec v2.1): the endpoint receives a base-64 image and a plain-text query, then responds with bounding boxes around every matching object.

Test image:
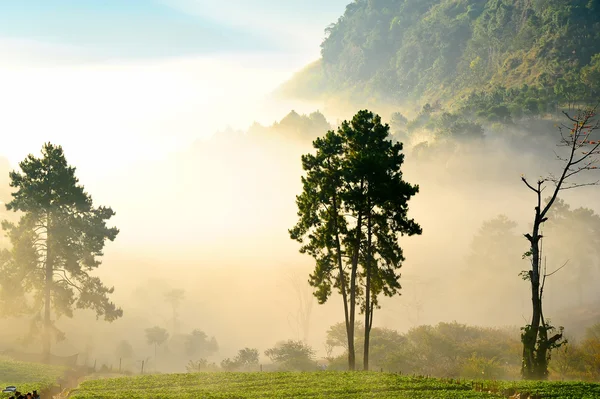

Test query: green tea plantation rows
[0,356,66,397]
[69,372,600,398]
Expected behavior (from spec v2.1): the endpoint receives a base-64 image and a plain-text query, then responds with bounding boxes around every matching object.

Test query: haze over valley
[1,2,600,395]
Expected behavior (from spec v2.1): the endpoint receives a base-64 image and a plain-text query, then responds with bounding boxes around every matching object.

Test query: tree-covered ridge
[285,0,600,107]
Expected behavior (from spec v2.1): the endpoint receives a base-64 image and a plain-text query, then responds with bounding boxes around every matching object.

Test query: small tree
[221,348,259,371]
[115,340,134,360]
[0,143,121,362]
[145,326,169,365]
[264,340,316,371]
[581,323,600,379]
[184,329,218,358]
[235,348,259,368]
[520,107,600,379]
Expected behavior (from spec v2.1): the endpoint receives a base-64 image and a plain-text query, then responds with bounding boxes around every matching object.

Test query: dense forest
[282,0,600,116]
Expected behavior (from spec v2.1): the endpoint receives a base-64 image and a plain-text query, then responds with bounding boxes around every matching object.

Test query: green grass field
[68,372,600,399]
[0,356,66,396]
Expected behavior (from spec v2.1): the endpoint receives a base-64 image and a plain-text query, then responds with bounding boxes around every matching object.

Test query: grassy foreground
[69,372,600,399]
[0,356,66,396]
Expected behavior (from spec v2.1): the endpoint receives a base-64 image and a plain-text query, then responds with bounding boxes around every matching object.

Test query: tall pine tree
[0,143,122,362]
[290,110,421,370]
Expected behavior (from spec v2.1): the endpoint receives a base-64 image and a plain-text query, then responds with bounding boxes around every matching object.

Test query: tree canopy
[290,109,420,370]
[0,143,121,361]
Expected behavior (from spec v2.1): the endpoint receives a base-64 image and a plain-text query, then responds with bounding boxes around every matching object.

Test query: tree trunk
[349,210,363,371]
[43,256,52,364]
[363,209,372,371]
[42,213,52,364]
[522,219,550,380]
[522,247,540,378]
[332,192,353,371]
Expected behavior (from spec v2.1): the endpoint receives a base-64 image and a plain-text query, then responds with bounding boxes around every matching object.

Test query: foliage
[550,340,587,380]
[326,321,520,378]
[544,324,600,380]
[246,110,331,143]
[0,143,121,358]
[145,327,169,350]
[220,348,259,372]
[183,330,218,359]
[460,354,506,380]
[0,356,65,395]
[326,321,406,370]
[581,324,600,380]
[288,0,600,110]
[264,340,317,372]
[290,109,420,370]
[69,371,600,399]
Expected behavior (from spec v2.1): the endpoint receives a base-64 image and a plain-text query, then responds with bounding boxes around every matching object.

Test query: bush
[265,340,317,371]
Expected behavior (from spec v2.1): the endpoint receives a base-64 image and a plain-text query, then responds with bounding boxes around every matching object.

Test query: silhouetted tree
[0,143,121,362]
[289,126,353,367]
[520,107,600,379]
[339,110,421,370]
[145,326,169,365]
[290,110,420,371]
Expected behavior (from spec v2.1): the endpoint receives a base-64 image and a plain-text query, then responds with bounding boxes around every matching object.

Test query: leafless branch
[559,180,600,190]
[545,260,569,278]
[521,177,539,193]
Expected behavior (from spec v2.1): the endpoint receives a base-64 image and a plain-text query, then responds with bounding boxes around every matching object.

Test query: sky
[0,0,349,171]
[0,0,348,59]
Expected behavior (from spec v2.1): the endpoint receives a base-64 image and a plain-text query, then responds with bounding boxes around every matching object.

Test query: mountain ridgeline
[282,0,600,114]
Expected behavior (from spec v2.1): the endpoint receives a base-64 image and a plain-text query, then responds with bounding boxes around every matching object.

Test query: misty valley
[2,0,600,398]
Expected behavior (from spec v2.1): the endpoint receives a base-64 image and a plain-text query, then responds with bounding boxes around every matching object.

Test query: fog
[1,27,599,376]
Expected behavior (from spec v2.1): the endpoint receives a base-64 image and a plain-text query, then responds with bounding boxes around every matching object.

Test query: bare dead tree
[520,106,600,380]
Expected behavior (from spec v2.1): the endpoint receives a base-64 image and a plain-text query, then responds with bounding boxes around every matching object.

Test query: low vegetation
[68,372,600,399]
[0,356,65,396]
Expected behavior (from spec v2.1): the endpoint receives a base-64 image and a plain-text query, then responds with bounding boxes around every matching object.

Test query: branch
[545,260,569,278]
[559,180,600,190]
[54,277,83,293]
[53,269,83,293]
[521,177,539,193]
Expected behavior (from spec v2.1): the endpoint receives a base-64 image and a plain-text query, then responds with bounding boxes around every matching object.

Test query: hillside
[279,0,600,111]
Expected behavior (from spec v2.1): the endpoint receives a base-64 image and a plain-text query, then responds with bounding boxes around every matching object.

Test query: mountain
[279,0,600,113]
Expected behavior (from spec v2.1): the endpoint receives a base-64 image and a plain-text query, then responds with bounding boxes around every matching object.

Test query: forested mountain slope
[280,0,600,110]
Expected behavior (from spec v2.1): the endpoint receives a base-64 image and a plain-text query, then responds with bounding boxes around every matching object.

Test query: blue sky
[0,0,350,60]
[0,1,354,264]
